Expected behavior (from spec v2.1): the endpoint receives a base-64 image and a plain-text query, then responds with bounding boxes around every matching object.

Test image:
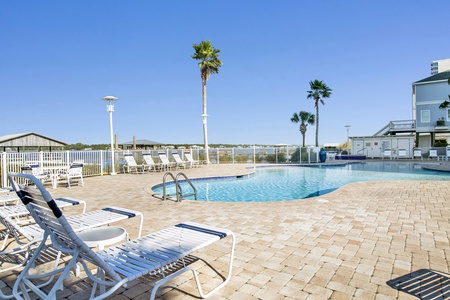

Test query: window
[447,109,450,121]
[421,110,430,123]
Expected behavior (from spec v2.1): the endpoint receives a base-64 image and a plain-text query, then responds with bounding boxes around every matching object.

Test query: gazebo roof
[121,139,162,146]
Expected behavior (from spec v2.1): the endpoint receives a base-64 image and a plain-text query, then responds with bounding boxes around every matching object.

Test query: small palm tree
[191,40,222,164]
[291,111,315,147]
[307,80,332,147]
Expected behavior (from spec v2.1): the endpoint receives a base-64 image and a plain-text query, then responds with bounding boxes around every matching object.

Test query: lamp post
[102,96,118,175]
[345,125,351,142]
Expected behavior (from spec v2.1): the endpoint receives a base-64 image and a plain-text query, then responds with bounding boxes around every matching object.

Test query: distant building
[431,58,450,75]
[120,139,162,150]
[0,132,66,152]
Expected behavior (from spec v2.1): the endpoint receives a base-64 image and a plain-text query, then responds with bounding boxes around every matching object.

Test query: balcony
[435,120,448,130]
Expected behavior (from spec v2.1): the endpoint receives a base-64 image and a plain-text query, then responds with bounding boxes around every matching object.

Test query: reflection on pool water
[151,162,450,202]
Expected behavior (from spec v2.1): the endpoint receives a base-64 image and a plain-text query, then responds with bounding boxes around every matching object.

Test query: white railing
[0,147,325,188]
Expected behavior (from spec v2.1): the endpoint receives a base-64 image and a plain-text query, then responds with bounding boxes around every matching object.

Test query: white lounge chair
[413,148,423,160]
[8,172,234,300]
[382,149,392,160]
[158,152,176,171]
[429,149,439,160]
[58,162,84,188]
[0,204,142,278]
[172,152,189,169]
[122,153,144,174]
[0,193,20,206]
[1,176,143,281]
[185,153,200,168]
[142,153,161,172]
[397,148,408,159]
[1,197,87,223]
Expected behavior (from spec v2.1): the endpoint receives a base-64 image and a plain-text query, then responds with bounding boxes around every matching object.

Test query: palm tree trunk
[315,103,319,147]
[202,76,210,164]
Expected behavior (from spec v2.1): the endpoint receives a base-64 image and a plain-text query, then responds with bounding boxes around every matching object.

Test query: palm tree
[191,40,222,164]
[307,80,332,147]
[291,111,315,147]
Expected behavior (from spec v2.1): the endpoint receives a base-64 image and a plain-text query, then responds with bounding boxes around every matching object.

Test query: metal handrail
[357,148,367,155]
[176,172,197,201]
[162,172,197,202]
[162,172,179,201]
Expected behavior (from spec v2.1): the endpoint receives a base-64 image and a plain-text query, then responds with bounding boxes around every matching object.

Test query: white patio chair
[21,164,51,185]
[413,148,423,160]
[142,153,161,172]
[428,149,439,160]
[58,163,84,188]
[8,172,234,300]
[122,153,144,174]
[382,149,392,160]
[172,152,189,169]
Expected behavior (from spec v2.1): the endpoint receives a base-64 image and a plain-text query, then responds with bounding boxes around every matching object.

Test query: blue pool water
[152,162,450,202]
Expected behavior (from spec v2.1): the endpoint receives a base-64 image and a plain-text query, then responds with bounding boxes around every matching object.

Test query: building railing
[373,120,415,136]
[0,146,339,188]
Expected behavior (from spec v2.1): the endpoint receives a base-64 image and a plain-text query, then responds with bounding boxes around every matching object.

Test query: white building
[431,58,450,75]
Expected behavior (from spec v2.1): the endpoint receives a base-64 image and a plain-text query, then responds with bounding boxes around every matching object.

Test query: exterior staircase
[373,120,415,136]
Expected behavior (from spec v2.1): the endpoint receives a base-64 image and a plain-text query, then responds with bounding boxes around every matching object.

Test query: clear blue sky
[2,1,450,146]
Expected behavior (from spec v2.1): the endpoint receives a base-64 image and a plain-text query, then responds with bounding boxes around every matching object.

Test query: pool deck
[2,162,450,299]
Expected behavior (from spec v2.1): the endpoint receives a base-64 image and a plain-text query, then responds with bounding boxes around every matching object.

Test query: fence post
[100,150,104,176]
[1,153,7,188]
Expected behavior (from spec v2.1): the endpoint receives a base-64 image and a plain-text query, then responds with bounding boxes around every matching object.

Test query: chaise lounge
[7,172,235,300]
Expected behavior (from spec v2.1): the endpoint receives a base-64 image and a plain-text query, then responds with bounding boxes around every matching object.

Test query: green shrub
[255,155,264,163]
[433,140,448,147]
[234,155,249,163]
[266,153,286,163]
[219,154,233,163]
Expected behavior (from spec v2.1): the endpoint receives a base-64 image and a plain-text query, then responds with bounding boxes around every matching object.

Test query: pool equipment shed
[350,135,415,158]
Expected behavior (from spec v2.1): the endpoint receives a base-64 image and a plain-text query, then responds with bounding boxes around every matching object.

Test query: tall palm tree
[191,40,222,164]
[307,80,332,147]
[291,111,315,147]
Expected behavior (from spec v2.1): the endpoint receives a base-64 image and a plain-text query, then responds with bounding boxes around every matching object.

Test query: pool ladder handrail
[162,172,197,202]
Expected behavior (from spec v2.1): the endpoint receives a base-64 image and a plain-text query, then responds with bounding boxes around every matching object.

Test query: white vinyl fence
[0,147,322,188]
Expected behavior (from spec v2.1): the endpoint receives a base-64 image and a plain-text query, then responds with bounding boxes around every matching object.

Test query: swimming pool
[152,162,450,202]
